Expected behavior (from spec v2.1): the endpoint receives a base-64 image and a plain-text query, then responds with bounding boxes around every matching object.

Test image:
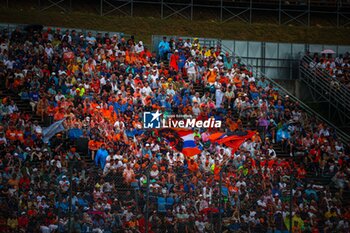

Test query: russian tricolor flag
[173,129,201,157]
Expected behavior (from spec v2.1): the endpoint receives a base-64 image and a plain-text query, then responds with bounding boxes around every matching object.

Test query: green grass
[0,4,349,47]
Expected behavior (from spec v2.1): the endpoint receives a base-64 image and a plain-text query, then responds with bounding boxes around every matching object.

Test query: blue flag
[42,118,66,143]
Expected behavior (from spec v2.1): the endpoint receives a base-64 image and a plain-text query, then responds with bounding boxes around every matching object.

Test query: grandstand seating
[0,25,349,233]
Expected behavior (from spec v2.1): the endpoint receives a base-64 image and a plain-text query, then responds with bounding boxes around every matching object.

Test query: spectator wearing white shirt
[192,92,201,104]
[134,41,144,54]
[100,75,107,86]
[166,84,175,96]
[141,82,152,96]
[184,38,192,49]
[55,91,65,102]
[61,30,72,44]
[4,58,15,70]
[184,56,197,82]
[7,100,18,114]
[44,43,54,58]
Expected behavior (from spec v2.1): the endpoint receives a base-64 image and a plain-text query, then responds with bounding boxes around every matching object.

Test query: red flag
[208,132,225,142]
[224,139,245,153]
[216,131,255,144]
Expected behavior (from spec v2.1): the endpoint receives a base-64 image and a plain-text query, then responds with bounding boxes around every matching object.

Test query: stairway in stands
[193,82,205,96]
[0,87,42,124]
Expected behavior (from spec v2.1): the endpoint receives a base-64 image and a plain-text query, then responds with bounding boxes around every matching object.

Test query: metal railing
[299,64,350,115]
[220,43,350,143]
[300,56,350,109]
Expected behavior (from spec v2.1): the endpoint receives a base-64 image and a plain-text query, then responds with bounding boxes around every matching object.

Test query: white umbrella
[321,49,336,54]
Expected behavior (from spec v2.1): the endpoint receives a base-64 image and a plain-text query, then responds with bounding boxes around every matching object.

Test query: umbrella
[321,49,335,54]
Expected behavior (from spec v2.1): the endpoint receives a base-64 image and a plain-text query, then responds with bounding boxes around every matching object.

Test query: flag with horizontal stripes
[157,128,201,157]
[42,118,66,143]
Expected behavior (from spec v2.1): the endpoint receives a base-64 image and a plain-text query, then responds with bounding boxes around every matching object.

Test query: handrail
[301,56,350,107]
[299,65,350,109]
[299,66,350,118]
[220,44,350,143]
[305,56,350,97]
[302,56,350,98]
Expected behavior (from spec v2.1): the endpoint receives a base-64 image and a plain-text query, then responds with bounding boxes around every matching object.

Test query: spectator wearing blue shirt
[95,144,109,169]
[29,90,39,112]
[178,52,186,71]
[257,76,268,89]
[275,100,284,112]
[157,90,167,106]
[85,31,97,46]
[305,185,318,201]
[163,97,172,111]
[142,143,153,159]
[158,36,170,61]
[182,92,192,106]
[272,184,282,197]
[173,93,182,107]
[184,180,195,193]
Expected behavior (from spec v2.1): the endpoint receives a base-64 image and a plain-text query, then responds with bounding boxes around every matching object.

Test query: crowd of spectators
[304,51,350,88]
[0,26,349,233]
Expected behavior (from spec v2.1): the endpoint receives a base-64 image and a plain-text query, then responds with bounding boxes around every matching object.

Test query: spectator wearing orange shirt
[6,125,17,141]
[15,128,24,143]
[46,103,56,125]
[297,165,307,179]
[88,137,101,161]
[188,159,199,173]
[54,108,66,121]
